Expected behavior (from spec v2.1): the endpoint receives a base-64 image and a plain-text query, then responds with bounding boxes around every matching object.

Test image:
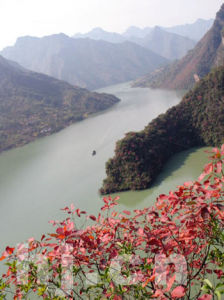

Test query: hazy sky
[0,0,223,50]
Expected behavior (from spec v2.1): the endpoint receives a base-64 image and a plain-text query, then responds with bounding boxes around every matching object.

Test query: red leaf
[142,277,151,288]
[6,247,15,255]
[171,286,185,298]
[113,296,122,300]
[138,228,144,236]
[0,255,6,261]
[204,163,213,175]
[58,234,66,240]
[123,210,131,216]
[103,197,109,204]
[221,144,224,154]
[198,295,212,300]
[198,172,206,182]
[216,161,222,173]
[166,275,176,292]
[89,215,96,221]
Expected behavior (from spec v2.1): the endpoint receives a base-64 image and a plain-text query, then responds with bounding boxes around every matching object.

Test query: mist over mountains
[73,19,213,60]
[0,17,213,91]
[127,27,196,60]
[133,5,224,90]
[1,34,168,90]
[74,18,213,42]
[161,18,214,41]
[123,19,214,41]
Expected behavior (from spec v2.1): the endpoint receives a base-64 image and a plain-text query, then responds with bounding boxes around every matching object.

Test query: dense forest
[100,66,224,194]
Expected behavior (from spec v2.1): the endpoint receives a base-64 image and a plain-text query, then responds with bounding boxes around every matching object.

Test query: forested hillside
[101,66,224,194]
[0,56,119,153]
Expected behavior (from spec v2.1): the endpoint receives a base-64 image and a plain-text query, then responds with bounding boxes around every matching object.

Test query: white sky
[0,0,223,50]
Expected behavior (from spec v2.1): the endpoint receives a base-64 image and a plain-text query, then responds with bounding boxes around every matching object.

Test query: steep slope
[1,34,168,90]
[133,4,224,90]
[0,55,119,153]
[100,66,224,194]
[128,27,196,60]
[73,27,125,43]
[163,18,214,41]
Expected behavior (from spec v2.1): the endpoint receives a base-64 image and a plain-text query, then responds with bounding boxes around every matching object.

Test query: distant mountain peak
[90,27,105,33]
[42,33,70,41]
[1,34,168,90]
[123,26,152,38]
[15,33,70,45]
[154,26,162,31]
[133,4,223,90]
[16,35,38,43]
[73,27,125,44]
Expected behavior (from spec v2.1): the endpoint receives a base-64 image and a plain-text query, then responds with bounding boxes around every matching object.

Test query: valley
[0,82,209,254]
[0,2,223,298]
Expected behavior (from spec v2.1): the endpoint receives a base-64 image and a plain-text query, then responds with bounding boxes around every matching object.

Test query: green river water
[0,82,210,253]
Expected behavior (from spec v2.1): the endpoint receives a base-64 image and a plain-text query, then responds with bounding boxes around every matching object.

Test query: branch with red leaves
[1,147,224,299]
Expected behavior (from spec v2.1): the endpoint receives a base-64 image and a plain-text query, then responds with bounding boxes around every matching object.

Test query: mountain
[122,19,213,42]
[100,66,224,194]
[1,34,168,90]
[74,27,195,60]
[128,27,196,60]
[133,4,224,90]
[123,26,152,38]
[163,18,214,41]
[0,55,119,153]
[73,27,125,44]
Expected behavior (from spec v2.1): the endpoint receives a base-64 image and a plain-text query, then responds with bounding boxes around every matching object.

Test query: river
[0,82,210,253]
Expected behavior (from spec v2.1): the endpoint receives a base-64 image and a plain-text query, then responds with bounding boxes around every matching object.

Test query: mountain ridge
[0,55,119,153]
[73,27,126,43]
[127,26,196,60]
[133,4,224,90]
[162,18,214,41]
[1,35,168,90]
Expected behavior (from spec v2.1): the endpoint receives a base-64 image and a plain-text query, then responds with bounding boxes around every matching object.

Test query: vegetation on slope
[0,55,119,153]
[100,66,224,194]
[133,4,224,90]
[1,148,224,299]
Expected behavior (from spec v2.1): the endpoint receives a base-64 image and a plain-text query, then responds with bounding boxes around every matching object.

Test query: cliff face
[1,35,168,90]
[100,66,224,194]
[0,55,119,153]
[133,4,224,90]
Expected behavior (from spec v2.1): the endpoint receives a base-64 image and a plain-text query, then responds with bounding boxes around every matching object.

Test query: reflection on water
[117,147,210,208]
[0,82,208,253]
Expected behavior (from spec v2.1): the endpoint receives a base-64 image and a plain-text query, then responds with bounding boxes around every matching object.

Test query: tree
[1,146,224,299]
